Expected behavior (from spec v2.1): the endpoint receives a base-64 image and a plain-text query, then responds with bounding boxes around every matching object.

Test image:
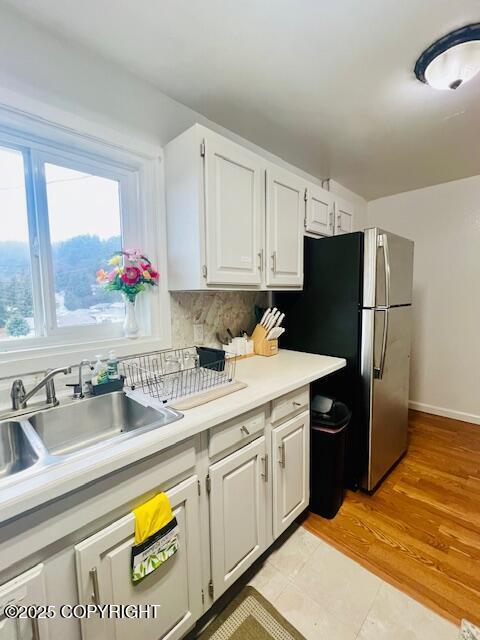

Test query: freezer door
[361,306,412,491]
[363,228,414,307]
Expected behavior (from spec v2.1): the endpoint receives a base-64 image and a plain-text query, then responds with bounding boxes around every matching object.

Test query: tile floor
[248,525,460,640]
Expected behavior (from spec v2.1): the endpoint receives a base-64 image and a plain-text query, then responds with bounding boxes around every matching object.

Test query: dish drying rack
[120,347,236,405]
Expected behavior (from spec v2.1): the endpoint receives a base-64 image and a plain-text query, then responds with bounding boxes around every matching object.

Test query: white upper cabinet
[334,197,354,234]
[305,183,335,236]
[204,135,264,286]
[165,123,355,289]
[266,167,305,287]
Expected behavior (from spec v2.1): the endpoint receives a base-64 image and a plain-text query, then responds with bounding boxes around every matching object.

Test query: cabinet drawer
[271,386,309,425]
[209,407,266,459]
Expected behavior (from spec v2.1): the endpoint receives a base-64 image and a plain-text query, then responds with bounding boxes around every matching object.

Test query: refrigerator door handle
[378,232,391,307]
[374,308,389,380]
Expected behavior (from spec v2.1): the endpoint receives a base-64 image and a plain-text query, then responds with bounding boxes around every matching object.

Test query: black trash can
[310,395,352,519]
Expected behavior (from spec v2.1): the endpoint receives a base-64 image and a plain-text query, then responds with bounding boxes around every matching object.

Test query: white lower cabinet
[208,437,268,599]
[0,564,49,640]
[74,476,202,640]
[272,412,310,539]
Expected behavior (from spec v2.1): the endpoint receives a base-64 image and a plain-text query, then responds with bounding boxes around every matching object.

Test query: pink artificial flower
[149,268,159,280]
[124,248,141,260]
[108,269,118,281]
[121,266,142,285]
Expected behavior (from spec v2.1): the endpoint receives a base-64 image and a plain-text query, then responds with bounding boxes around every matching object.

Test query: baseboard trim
[409,401,480,425]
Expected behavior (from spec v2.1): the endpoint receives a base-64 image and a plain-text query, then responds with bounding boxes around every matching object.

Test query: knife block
[251,324,279,357]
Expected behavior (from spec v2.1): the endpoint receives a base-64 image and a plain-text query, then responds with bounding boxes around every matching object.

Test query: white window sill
[0,335,170,379]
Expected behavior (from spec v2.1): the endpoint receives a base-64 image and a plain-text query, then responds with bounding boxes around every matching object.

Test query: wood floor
[304,410,480,626]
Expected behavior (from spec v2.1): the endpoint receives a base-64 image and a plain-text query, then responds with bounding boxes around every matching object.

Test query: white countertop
[0,350,345,525]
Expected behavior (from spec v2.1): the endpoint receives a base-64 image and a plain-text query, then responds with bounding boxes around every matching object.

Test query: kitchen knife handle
[260,308,271,326]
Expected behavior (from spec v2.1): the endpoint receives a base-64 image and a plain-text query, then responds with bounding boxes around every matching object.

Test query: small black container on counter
[196,347,226,372]
[89,376,125,396]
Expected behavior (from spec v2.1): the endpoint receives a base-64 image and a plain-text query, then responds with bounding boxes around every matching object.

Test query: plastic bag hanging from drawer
[131,493,179,583]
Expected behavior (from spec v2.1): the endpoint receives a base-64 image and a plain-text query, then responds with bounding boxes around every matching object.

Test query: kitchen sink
[0,392,183,484]
[0,421,40,480]
[29,391,183,457]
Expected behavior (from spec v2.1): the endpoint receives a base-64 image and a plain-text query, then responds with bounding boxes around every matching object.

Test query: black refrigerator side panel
[274,233,365,488]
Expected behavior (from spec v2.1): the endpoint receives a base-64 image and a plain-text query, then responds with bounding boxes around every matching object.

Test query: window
[0,146,35,340]
[44,163,123,328]
[0,125,154,352]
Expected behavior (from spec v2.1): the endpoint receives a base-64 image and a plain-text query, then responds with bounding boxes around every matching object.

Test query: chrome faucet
[66,359,94,399]
[10,367,72,411]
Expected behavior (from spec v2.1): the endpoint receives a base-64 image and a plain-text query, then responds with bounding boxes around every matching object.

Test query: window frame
[0,106,170,377]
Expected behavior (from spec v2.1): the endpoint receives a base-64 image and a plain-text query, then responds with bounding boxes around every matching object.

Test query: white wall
[368,176,480,425]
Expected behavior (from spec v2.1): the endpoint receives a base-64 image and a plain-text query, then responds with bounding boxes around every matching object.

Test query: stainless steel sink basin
[0,421,40,480]
[28,391,183,457]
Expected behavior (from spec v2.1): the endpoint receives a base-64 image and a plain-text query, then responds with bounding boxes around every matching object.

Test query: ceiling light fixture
[414,23,480,90]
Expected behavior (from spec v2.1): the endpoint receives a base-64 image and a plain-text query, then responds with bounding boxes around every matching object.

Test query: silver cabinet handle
[374,308,389,380]
[278,443,286,468]
[336,212,342,230]
[292,400,301,407]
[329,210,334,230]
[257,249,263,272]
[271,251,277,273]
[31,618,40,640]
[240,425,250,435]
[89,567,101,606]
[261,454,268,481]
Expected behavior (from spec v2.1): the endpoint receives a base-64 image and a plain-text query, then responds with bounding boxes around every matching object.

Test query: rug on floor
[198,586,306,640]
[462,620,480,639]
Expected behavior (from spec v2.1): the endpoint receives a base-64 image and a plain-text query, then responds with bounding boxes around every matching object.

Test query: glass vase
[123,297,139,339]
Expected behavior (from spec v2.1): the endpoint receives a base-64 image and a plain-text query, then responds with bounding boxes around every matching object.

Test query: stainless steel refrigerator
[361,228,414,490]
[274,228,414,492]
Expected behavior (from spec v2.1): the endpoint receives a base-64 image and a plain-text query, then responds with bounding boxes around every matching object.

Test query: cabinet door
[266,167,305,287]
[75,476,202,640]
[272,412,310,539]
[204,135,264,286]
[209,437,267,599]
[334,198,354,234]
[305,184,335,236]
[0,564,49,640]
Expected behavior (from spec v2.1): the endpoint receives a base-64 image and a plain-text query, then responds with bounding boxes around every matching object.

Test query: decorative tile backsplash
[170,291,268,348]
[0,291,267,408]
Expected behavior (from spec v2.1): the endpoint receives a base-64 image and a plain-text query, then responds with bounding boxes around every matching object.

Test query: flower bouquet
[97,249,159,338]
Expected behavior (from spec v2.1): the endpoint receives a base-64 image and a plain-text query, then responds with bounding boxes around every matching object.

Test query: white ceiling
[3,0,480,199]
